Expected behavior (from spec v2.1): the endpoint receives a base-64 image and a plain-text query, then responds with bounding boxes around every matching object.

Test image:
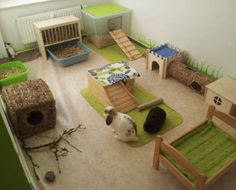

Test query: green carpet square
[81,83,183,147]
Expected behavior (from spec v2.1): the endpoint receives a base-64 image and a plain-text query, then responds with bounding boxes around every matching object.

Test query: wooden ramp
[105,82,139,113]
[109,29,142,61]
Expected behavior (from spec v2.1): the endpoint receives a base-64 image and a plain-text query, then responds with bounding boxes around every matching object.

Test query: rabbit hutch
[87,62,140,113]
[82,3,131,48]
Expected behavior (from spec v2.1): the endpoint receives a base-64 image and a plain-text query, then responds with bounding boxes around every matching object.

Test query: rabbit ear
[106,115,113,125]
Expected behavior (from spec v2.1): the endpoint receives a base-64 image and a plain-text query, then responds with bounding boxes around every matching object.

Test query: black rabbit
[144,107,166,134]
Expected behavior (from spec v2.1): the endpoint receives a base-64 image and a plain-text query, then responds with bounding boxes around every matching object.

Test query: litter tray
[47,40,91,67]
[0,61,29,87]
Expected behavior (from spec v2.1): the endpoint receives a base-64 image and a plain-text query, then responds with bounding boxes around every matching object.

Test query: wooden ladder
[105,82,139,113]
[109,29,142,61]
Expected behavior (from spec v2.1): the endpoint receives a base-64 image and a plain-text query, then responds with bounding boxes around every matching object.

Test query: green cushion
[164,121,236,184]
[83,3,128,17]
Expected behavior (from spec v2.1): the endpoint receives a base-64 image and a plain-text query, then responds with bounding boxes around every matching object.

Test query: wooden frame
[153,106,236,190]
[34,15,81,60]
[146,43,183,78]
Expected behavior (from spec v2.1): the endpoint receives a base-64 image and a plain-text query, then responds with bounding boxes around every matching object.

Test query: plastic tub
[82,3,131,48]
[47,41,91,67]
[0,61,29,86]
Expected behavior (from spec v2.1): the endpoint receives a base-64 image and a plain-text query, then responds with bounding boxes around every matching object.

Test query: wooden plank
[160,156,194,190]
[114,102,137,111]
[130,51,141,57]
[106,88,126,97]
[126,46,136,51]
[51,28,55,42]
[74,23,79,37]
[114,99,137,110]
[170,120,208,144]
[205,159,236,189]
[207,105,215,120]
[58,26,62,41]
[116,33,126,39]
[110,29,122,34]
[161,143,203,178]
[119,38,129,44]
[109,29,142,61]
[107,89,127,97]
[87,74,112,106]
[67,24,72,38]
[123,41,132,46]
[44,37,80,47]
[64,25,68,40]
[195,175,207,190]
[109,94,129,102]
[34,15,79,30]
[214,110,236,129]
[71,24,75,38]
[47,29,52,44]
[119,82,139,105]
[133,54,142,59]
[118,103,138,113]
[129,49,140,54]
[153,136,163,169]
[54,27,58,42]
[111,96,131,106]
[72,24,76,37]
[41,30,47,44]
[105,86,123,93]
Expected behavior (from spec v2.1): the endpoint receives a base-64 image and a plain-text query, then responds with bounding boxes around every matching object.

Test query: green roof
[83,3,129,17]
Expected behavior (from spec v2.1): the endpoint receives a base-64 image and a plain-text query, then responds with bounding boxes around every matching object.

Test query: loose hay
[50,42,85,58]
[0,67,22,79]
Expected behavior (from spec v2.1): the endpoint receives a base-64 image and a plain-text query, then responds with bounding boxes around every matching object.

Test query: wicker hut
[168,61,212,94]
[2,79,56,139]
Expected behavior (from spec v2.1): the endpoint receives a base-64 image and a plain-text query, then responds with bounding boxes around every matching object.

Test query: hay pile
[0,67,22,79]
[53,44,84,58]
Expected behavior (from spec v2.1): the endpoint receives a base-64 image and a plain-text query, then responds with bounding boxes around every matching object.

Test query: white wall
[0,30,8,58]
[0,0,110,51]
[113,0,236,78]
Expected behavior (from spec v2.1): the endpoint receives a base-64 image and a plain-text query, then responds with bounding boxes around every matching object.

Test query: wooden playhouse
[87,62,140,113]
[146,43,183,78]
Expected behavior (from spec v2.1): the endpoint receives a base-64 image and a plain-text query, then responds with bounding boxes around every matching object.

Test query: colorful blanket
[88,61,140,86]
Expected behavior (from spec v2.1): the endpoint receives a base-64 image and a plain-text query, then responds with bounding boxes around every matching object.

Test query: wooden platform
[109,29,142,61]
[87,74,139,113]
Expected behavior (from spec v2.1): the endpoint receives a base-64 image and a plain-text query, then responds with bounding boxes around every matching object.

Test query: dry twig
[21,123,85,180]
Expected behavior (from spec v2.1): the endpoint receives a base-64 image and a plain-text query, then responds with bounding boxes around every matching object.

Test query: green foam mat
[83,3,128,17]
[81,83,183,147]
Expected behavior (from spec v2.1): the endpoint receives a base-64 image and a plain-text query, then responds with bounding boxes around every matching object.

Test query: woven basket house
[168,61,212,94]
[2,79,56,139]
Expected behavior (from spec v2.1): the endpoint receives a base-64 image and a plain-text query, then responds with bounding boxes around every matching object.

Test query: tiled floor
[24,52,236,190]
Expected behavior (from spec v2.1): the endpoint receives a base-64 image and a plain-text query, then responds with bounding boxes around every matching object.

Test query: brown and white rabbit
[104,106,138,142]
